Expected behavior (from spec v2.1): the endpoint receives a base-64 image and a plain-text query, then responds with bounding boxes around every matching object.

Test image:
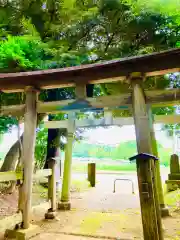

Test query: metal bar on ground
[113,178,135,194]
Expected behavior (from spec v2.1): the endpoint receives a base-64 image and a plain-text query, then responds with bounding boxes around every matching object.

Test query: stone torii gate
[0,48,180,240]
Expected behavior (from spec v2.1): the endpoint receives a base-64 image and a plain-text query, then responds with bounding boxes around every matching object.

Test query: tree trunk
[43,89,66,169]
[44,114,60,169]
[0,136,22,172]
[0,113,45,172]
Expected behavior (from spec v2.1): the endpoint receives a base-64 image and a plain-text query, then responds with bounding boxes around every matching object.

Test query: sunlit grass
[70,179,90,193]
[79,212,129,235]
[164,189,180,208]
[72,162,136,173]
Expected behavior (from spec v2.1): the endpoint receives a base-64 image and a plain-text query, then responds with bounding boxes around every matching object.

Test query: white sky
[83,124,173,147]
[0,123,174,156]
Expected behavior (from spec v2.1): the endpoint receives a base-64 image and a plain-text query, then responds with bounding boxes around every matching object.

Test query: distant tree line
[73,140,172,166]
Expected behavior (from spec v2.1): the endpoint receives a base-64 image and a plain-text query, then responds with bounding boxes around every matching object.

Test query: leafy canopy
[124,0,180,22]
[0,35,51,72]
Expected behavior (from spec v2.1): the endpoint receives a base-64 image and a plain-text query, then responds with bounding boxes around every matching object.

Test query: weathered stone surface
[160,206,170,217]
[88,163,96,187]
[170,154,180,174]
[4,224,41,240]
[165,180,180,192]
[58,202,71,211]
[31,233,133,240]
[44,210,57,220]
[168,173,180,180]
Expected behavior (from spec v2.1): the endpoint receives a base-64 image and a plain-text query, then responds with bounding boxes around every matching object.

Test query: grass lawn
[164,189,180,208]
[72,162,136,173]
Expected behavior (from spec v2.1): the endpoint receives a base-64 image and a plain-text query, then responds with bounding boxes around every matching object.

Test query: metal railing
[113,178,135,194]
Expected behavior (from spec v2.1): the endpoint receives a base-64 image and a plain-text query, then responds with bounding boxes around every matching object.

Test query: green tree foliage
[124,0,180,24]
[0,36,51,72]
[1,0,179,55]
[0,35,50,134]
[35,127,48,169]
[0,117,17,134]
[73,140,172,166]
[66,1,179,58]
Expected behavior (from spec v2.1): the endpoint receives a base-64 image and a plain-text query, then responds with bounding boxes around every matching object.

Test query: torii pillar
[148,107,169,217]
[58,112,75,210]
[58,83,86,210]
[130,73,163,240]
[22,87,38,228]
[5,86,39,239]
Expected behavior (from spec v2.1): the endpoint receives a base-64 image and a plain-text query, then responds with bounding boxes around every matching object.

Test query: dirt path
[31,173,180,240]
